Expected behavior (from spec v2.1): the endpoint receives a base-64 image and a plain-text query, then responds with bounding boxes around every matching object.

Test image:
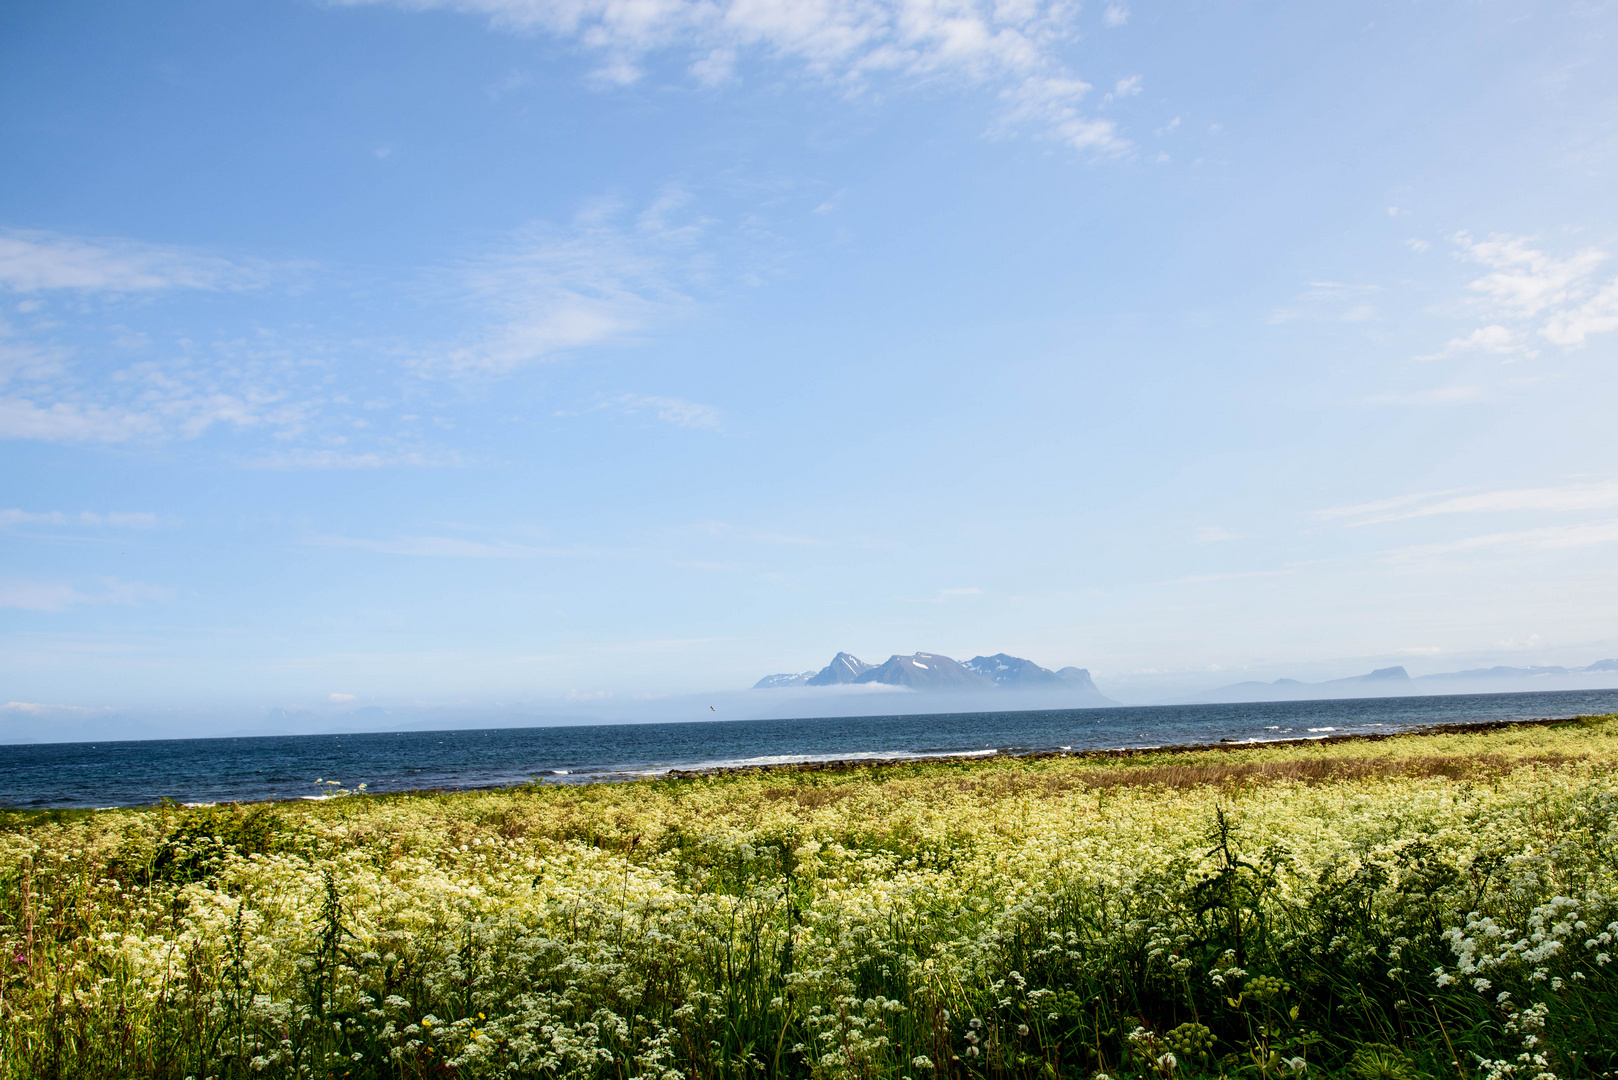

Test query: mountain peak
[805,652,875,686]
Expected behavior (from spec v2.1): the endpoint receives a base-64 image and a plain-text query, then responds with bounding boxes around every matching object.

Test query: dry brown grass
[1066,750,1586,791]
[727,714,1618,809]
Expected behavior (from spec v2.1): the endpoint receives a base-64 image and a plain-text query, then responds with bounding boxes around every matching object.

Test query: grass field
[4,716,1618,1080]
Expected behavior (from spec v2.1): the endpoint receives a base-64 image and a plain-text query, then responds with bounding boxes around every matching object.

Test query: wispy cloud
[311,534,596,558]
[1385,520,1618,560]
[1,202,716,460]
[247,448,461,469]
[0,230,263,293]
[0,576,172,612]
[1107,75,1141,101]
[1321,481,1618,527]
[1194,525,1242,542]
[0,397,165,442]
[1358,384,1484,406]
[420,199,701,376]
[337,0,1130,154]
[0,291,340,448]
[747,530,823,547]
[607,393,721,430]
[1268,280,1380,324]
[1416,323,1517,361]
[905,586,985,603]
[1457,232,1604,320]
[674,521,828,546]
[1316,489,1467,521]
[0,509,157,529]
[1157,567,1296,585]
[3,701,99,715]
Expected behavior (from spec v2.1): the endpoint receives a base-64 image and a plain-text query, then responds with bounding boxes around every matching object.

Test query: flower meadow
[4,717,1618,1080]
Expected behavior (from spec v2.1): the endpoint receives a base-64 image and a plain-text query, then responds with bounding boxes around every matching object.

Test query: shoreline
[657,713,1581,779]
[3,713,1592,814]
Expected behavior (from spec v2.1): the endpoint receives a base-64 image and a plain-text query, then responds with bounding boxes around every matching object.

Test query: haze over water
[7,689,1617,810]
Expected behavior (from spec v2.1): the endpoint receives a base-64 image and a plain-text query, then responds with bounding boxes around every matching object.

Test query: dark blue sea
[5,688,1618,810]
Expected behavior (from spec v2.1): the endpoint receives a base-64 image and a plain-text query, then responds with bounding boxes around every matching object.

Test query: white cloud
[1194,525,1241,542]
[1543,274,1618,347]
[0,230,258,293]
[1418,232,1618,357]
[1416,323,1518,361]
[1321,480,1618,527]
[329,692,358,702]
[1112,75,1141,97]
[338,0,1128,154]
[80,511,159,528]
[610,393,721,429]
[0,377,315,445]
[999,76,1124,153]
[689,47,737,85]
[0,322,68,383]
[0,397,165,442]
[0,509,157,528]
[0,577,171,612]
[1456,232,1604,319]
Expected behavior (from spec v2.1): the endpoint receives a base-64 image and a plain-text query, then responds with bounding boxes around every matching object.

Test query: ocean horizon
[6,686,1618,810]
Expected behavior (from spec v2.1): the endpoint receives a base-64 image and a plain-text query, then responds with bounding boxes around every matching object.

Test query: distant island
[755,653,1618,709]
[1172,658,1618,704]
[754,652,1116,706]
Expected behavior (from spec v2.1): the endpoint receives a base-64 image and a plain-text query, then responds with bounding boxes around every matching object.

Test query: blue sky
[3,0,1618,732]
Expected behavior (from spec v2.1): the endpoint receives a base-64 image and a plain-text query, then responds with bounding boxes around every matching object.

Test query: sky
[3,0,1618,736]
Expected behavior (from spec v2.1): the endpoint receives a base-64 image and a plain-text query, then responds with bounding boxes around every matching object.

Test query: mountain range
[1175,659,1618,704]
[754,653,1618,709]
[755,652,1115,705]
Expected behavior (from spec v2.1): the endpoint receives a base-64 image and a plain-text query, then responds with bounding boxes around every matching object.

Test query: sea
[5,688,1618,810]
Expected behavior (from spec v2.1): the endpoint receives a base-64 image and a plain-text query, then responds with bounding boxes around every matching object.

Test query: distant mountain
[1056,667,1108,697]
[964,653,1064,688]
[854,653,995,690]
[752,671,816,689]
[1422,662,1618,680]
[1181,666,1408,704]
[808,652,875,685]
[754,651,1117,705]
[1178,660,1618,704]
